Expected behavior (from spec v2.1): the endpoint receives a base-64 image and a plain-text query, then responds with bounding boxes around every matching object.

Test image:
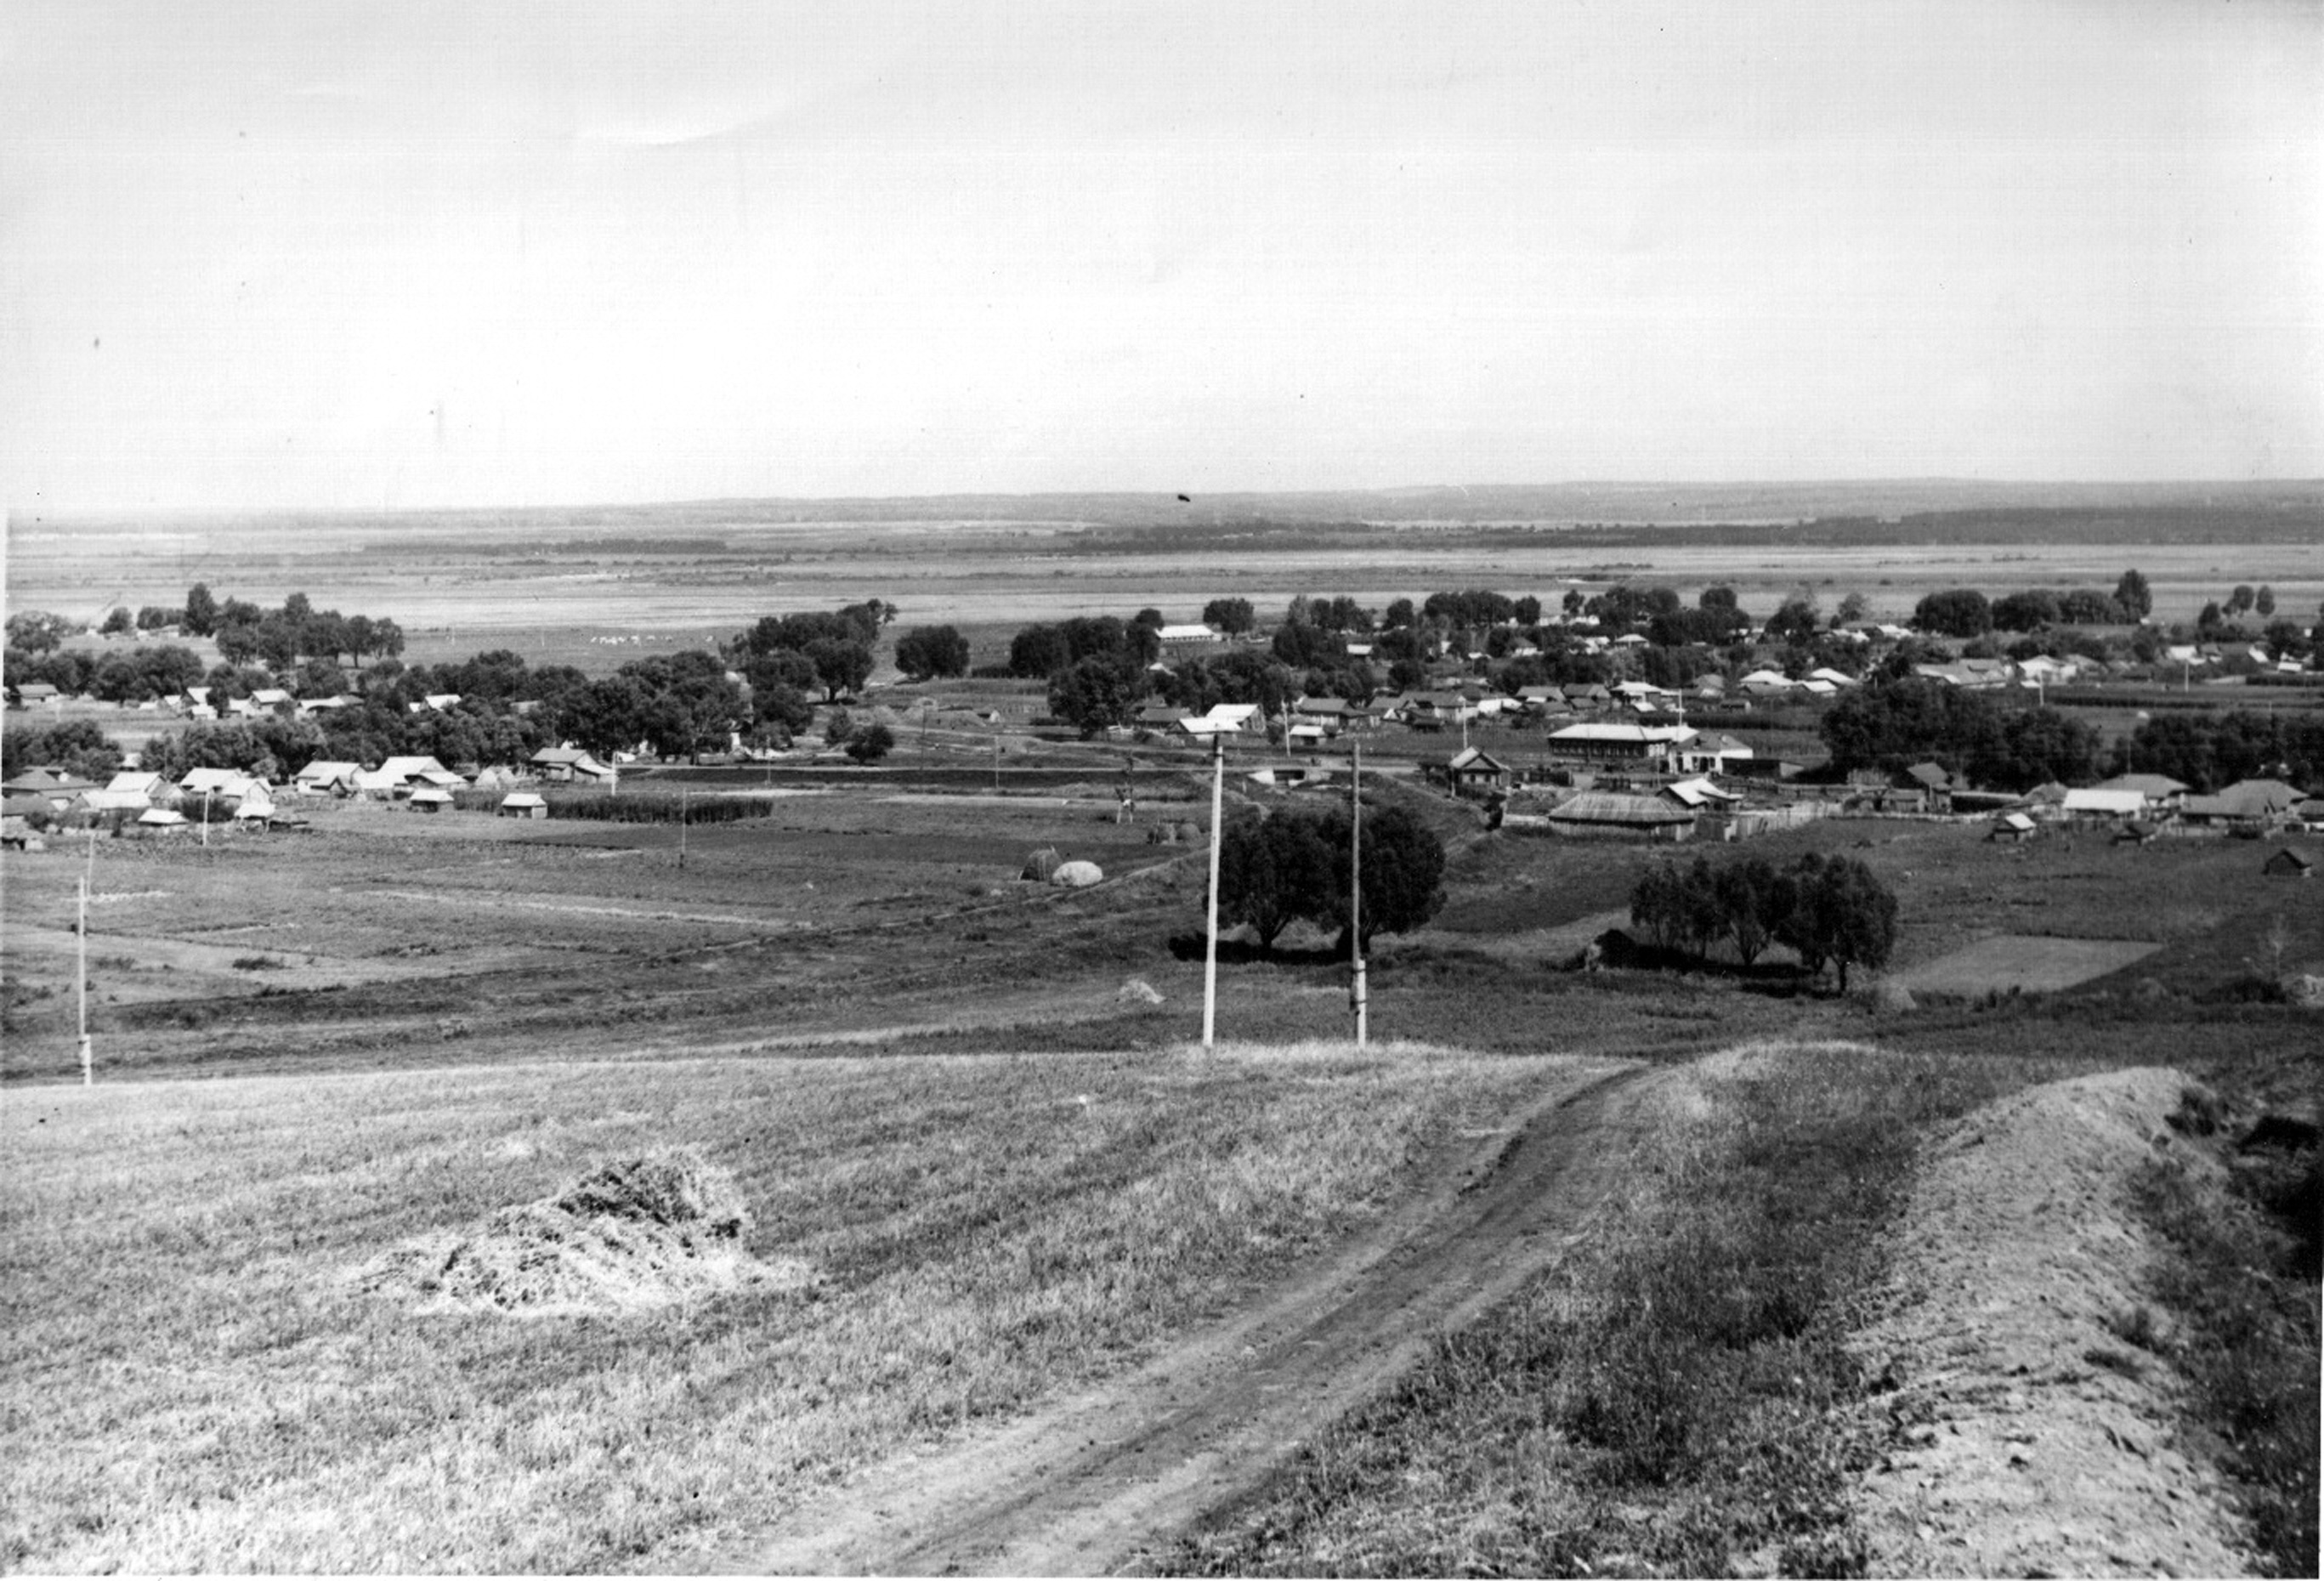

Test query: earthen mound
[356,1150,815,1318]
[1847,1067,2252,1576]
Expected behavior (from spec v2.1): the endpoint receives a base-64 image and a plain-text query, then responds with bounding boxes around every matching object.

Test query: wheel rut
[700,1060,1667,1578]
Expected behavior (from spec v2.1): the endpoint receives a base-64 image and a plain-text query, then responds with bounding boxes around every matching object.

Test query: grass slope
[1164,1040,2111,1577]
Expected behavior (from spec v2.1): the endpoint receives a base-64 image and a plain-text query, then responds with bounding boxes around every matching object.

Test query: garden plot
[1895,934,2162,996]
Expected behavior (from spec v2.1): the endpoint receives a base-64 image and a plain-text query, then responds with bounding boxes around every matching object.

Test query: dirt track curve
[699,1061,1664,1578]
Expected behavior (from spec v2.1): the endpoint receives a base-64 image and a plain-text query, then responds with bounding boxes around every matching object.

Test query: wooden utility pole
[77,836,93,1084]
[1350,743,1367,1048]
[678,788,689,870]
[1202,728,1225,1052]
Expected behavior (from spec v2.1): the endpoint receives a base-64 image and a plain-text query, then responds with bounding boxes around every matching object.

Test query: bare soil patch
[1848,1066,2254,1577]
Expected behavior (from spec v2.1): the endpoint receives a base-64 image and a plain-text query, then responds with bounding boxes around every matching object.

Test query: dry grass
[0,1043,1598,1572]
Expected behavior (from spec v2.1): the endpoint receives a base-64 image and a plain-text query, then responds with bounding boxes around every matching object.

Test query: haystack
[1863,978,1918,1015]
[355,1150,815,1318]
[1021,846,1063,881]
[1050,859,1104,887]
[1116,977,1165,1006]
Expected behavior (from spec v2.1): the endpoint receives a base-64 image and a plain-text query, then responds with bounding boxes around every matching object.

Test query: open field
[0,1043,1611,1572]
[1895,934,2163,995]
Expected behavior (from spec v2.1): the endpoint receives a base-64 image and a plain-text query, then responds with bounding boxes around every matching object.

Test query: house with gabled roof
[2062,788,2149,820]
[530,746,615,784]
[1533,791,1697,841]
[1420,746,1511,797]
[294,761,361,796]
[2091,774,2189,812]
[1661,776,1741,810]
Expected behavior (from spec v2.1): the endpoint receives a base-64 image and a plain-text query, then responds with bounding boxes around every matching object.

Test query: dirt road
[704,1061,1663,1578]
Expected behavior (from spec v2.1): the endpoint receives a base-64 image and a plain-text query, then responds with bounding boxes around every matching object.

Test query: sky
[3,0,2320,512]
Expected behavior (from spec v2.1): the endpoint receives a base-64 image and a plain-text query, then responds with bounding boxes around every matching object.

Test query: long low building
[1545,722,1699,765]
[1508,790,1698,841]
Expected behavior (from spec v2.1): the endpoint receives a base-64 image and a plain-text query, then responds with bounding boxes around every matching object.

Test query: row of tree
[1630,853,1898,990]
[1216,802,1447,953]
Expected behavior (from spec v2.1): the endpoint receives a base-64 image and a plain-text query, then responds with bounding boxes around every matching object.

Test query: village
[7,582,2321,878]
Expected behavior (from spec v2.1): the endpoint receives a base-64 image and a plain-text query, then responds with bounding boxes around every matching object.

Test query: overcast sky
[3,1,2319,513]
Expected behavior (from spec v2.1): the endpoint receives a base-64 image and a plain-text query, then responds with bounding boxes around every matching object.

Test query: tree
[1913,588,1992,638]
[1969,706,2101,791]
[1992,589,2061,632]
[1047,656,1145,738]
[183,582,219,637]
[1271,620,1342,670]
[1774,854,1898,993]
[1008,624,1072,678]
[1202,597,1256,636]
[1835,590,1869,625]
[804,638,873,701]
[1383,598,1416,629]
[1716,858,1783,966]
[1218,811,1334,954]
[1820,676,2002,777]
[99,607,135,636]
[2228,585,2256,617]
[0,720,122,781]
[2113,569,2151,620]
[843,722,895,762]
[1318,802,1445,949]
[7,611,74,654]
[2255,585,2276,618]
[2197,599,2227,634]
[893,624,971,681]
[1764,598,1821,644]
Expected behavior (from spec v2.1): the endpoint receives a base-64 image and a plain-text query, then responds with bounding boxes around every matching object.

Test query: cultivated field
[1,1043,1607,1572]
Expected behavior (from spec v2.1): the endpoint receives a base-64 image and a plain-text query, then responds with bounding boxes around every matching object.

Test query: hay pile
[357,1150,816,1318]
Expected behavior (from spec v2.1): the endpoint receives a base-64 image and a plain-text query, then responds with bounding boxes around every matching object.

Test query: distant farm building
[2262,848,2314,879]
[1529,791,1697,841]
[294,761,361,796]
[1545,722,1699,766]
[530,747,615,784]
[1420,747,1512,798]
[2061,788,2148,821]
[1991,811,2038,842]
[498,792,549,819]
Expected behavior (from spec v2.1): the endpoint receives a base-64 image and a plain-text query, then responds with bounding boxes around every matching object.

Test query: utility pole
[678,788,689,870]
[77,828,94,1085]
[1350,743,1367,1048]
[201,787,213,849]
[1201,726,1226,1052]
